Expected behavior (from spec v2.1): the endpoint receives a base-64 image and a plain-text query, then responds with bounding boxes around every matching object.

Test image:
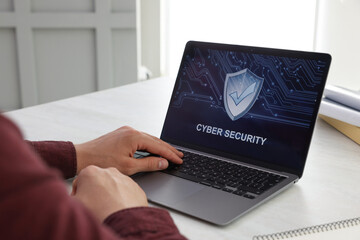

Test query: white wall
[163,0,317,79]
[0,28,21,111]
[140,0,161,78]
[314,0,360,90]
[0,0,140,111]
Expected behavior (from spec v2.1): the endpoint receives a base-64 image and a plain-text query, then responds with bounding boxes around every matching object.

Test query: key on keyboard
[163,150,287,199]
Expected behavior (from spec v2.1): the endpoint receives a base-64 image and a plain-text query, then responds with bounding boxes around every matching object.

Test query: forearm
[1,115,186,240]
[0,116,113,239]
[26,140,77,179]
[104,207,187,240]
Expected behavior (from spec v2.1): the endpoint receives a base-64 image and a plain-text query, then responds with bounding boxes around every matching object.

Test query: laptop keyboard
[163,150,287,199]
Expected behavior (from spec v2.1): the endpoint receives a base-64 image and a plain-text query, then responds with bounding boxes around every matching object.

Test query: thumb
[135,157,169,173]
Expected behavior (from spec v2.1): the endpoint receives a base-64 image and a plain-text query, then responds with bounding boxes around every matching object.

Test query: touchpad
[133,172,205,206]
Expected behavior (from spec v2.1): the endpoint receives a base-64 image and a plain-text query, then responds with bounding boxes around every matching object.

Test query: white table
[5,77,360,240]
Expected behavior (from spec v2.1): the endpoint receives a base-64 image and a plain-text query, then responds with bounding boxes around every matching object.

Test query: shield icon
[224,68,264,121]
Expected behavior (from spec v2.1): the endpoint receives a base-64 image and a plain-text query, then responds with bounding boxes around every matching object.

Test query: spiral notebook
[253,217,360,240]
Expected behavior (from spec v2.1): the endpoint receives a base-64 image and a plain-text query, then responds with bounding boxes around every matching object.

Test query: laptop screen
[161,41,331,177]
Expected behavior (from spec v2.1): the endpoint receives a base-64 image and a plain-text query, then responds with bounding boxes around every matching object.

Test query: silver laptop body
[133,41,331,225]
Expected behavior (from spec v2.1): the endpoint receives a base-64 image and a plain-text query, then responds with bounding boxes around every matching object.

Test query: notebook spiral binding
[253,217,360,240]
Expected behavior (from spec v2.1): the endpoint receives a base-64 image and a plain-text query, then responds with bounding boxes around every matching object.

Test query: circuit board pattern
[171,47,327,128]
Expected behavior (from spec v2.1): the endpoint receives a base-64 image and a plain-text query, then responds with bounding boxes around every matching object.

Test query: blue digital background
[162,45,329,171]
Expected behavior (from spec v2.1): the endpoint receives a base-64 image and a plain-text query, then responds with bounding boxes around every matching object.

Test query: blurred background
[1,0,359,111]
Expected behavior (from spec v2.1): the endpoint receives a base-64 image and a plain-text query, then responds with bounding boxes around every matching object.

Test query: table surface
[5,77,360,240]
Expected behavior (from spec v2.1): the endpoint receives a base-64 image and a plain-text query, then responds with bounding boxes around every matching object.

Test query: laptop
[133,41,331,225]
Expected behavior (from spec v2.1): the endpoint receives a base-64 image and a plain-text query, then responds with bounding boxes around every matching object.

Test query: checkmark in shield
[224,68,264,121]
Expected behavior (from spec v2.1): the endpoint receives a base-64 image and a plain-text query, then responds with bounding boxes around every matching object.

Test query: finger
[150,137,183,158]
[140,133,184,159]
[129,156,169,174]
[137,135,183,164]
[71,177,78,196]
[141,132,183,157]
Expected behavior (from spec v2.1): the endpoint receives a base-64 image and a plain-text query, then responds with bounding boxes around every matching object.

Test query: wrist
[74,143,88,174]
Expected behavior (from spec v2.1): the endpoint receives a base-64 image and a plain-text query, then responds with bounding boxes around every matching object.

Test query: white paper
[323,85,360,111]
[319,98,360,127]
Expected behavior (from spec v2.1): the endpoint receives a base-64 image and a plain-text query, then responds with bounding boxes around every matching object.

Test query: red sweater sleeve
[0,115,187,240]
[26,140,77,179]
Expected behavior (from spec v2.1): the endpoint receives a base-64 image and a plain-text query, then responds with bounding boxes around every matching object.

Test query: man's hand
[74,126,183,175]
[71,165,148,222]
